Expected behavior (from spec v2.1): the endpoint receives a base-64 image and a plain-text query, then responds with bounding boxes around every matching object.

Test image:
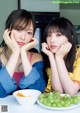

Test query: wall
[20,0,60,12]
[60,4,80,44]
[0,0,18,43]
[60,9,80,25]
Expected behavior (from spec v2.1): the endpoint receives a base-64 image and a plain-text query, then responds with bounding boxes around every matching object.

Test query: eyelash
[27,32,33,35]
[28,32,33,34]
[56,33,62,37]
[47,33,62,37]
[47,34,51,37]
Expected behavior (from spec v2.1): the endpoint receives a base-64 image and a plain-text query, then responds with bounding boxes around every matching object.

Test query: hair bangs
[48,25,61,33]
[13,17,32,30]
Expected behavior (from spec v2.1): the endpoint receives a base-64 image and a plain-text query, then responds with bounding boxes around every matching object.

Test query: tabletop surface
[0,94,80,113]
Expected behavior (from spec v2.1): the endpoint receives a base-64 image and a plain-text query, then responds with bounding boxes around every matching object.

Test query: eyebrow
[47,31,52,33]
[25,29,34,32]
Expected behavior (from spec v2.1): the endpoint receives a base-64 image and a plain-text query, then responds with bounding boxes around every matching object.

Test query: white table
[0,94,80,113]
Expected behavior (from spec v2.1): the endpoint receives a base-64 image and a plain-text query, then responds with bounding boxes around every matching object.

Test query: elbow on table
[65,88,79,96]
[39,83,46,93]
[65,90,78,96]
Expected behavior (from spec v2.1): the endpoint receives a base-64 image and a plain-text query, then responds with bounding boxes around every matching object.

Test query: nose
[20,31,26,40]
[50,35,57,43]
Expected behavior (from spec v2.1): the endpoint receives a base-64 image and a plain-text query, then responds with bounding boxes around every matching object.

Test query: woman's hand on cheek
[10,31,20,53]
[3,29,11,47]
[55,42,72,58]
[41,42,53,56]
[21,38,38,52]
[3,29,20,53]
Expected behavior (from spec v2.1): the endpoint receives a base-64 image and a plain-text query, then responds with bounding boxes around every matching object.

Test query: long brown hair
[0,9,36,56]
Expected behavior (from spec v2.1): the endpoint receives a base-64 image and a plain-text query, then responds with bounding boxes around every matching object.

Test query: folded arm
[19,61,46,92]
[0,66,17,97]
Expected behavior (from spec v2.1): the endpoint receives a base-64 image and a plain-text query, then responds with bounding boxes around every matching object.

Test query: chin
[50,49,57,53]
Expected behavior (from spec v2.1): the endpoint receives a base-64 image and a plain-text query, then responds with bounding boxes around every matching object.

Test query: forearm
[19,65,46,92]
[0,67,17,95]
[49,55,63,93]
[55,56,80,95]
[6,51,20,77]
[21,50,32,76]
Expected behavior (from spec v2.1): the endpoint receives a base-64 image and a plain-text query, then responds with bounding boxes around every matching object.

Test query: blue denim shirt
[0,61,46,98]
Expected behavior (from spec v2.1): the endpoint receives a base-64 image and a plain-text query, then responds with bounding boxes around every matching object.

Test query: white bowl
[13,89,41,106]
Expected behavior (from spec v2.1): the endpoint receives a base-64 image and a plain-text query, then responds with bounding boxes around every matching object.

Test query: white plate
[37,96,80,110]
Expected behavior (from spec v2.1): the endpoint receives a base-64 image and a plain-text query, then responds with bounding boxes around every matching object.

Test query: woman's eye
[56,33,62,37]
[47,34,51,37]
[27,32,33,35]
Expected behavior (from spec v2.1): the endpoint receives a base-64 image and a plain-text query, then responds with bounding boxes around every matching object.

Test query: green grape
[73,96,80,101]
[43,99,48,106]
[47,92,54,99]
[43,102,48,106]
[41,93,48,98]
[44,98,48,102]
[56,103,62,107]
[54,91,60,98]
[39,93,45,99]
[72,97,79,104]
[69,98,74,104]
[49,92,54,96]
[64,100,71,107]
[39,98,44,104]
[52,103,57,107]
[77,96,80,100]
[60,100,65,106]
[49,98,55,104]
[39,92,80,108]
[45,102,52,107]
[54,98,60,104]
[48,96,54,100]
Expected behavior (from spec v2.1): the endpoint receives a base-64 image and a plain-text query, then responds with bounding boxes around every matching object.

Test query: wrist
[21,48,26,54]
[12,49,20,55]
[20,47,28,52]
[55,53,63,58]
[21,49,28,58]
[48,53,55,60]
[55,55,64,61]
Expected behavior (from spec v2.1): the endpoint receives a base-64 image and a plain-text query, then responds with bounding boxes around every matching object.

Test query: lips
[50,45,57,49]
[17,42,25,46]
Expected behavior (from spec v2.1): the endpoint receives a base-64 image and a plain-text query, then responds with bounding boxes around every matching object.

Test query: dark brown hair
[43,17,78,72]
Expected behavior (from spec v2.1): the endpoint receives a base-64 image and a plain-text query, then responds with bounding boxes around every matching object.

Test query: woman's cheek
[12,32,16,38]
[47,39,50,47]
[14,32,21,40]
[46,39,49,45]
[26,37,32,43]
